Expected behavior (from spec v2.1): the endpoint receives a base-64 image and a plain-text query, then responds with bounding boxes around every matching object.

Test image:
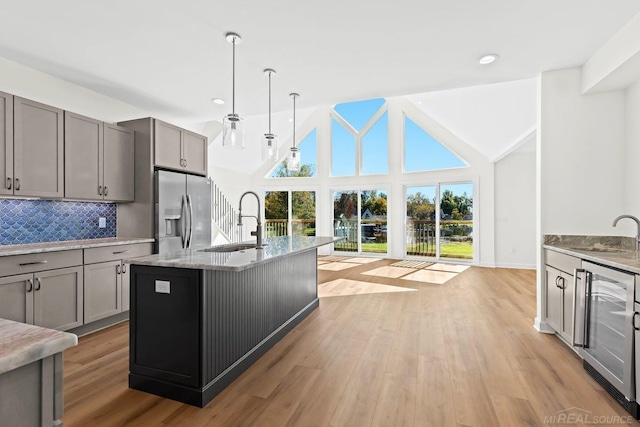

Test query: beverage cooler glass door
[581,261,635,400]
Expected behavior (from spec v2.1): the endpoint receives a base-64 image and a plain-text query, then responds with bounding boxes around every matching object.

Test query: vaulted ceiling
[0,0,638,124]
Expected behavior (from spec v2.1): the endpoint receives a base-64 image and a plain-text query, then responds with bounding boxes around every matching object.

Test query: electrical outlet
[98,217,106,228]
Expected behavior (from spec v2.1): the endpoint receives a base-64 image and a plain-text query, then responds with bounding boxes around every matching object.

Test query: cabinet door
[561,271,574,339]
[34,267,83,331]
[154,120,183,170]
[0,91,13,196]
[544,265,563,333]
[84,261,122,323]
[64,112,103,200]
[103,123,134,201]
[0,274,33,324]
[183,130,207,176]
[13,97,64,198]
[121,262,130,311]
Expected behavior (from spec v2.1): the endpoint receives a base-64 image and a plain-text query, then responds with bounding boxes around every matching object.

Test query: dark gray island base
[128,236,339,407]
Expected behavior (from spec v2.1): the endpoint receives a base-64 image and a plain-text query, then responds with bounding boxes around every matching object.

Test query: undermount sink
[199,243,266,253]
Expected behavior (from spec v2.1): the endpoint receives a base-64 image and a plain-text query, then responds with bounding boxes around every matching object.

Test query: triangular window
[404,117,466,172]
[269,129,317,178]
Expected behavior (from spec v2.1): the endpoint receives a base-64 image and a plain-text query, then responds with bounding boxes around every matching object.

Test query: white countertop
[0,318,77,375]
[0,237,154,257]
[128,236,342,271]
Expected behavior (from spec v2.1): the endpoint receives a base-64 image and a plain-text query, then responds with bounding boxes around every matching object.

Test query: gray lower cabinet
[13,97,64,198]
[84,260,123,323]
[544,249,581,341]
[0,354,64,427]
[0,267,83,331]
[0,91,13,196]
[65,113,134,202]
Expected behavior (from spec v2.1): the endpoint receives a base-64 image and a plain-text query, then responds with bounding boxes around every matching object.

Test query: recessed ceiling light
[416,100,423,105]
[211,98,225,105]
[478,54,499,65]
[288,118,294,123]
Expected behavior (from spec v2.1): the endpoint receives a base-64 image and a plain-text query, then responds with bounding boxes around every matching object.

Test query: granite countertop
[0,237,155,257]
[128,235,343,272]
[543,235,640,274]
[0,318,77,375]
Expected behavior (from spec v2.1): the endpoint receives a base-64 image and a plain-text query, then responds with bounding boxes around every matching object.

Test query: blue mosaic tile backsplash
[0,199,116,245]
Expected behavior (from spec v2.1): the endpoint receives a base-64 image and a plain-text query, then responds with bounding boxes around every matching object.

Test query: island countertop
[0,318,77,375]
[127,235,342,271]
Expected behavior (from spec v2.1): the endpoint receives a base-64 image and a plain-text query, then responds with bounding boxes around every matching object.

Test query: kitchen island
[127,235,340,407]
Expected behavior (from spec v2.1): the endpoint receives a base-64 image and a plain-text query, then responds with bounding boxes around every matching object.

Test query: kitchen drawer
[0,250,83,277]
[84,243,153,264]
[544,249,581,275]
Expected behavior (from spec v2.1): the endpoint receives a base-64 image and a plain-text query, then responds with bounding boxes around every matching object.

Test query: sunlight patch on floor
[361,266,417,278]
[426,263,470,273]
[318,262,359,271]
[318,278,417,298]
[402,269,458,284]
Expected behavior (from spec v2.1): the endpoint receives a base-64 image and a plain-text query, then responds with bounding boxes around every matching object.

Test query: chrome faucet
[613,214,640,251]
[238,191,263,249]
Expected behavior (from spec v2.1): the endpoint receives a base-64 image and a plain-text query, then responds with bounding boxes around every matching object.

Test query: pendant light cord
[268,72,272,133]
[292,95,296,148]
[232,37,236,115]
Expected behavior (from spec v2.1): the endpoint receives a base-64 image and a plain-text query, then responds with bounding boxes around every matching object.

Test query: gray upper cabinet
[14,97,64,198]
[155,120,183,170]
[154,119,207,176]
[103,123,134,202]
[65,113,134,202]
[64,112,103,200]
[0,92,13,196]
[183,130,207,175]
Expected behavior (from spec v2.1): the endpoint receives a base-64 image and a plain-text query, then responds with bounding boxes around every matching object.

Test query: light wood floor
[62,258,640,426]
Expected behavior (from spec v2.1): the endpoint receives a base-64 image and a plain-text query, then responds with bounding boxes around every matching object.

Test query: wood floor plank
[60,262,640,427]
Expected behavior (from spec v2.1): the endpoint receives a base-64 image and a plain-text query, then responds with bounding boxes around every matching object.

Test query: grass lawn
[440,242,473,259]
[361,243,388,253]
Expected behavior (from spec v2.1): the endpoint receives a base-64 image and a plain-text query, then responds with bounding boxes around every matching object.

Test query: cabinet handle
[633,312,640,331]
[112,250,130,255]
[559,277,566,290]
[555,276,560,288]
[98,185,102,196]
[116,264,121,275]
[122,264,127,274]
[184,159,187,167]
[6,177,11,190]
[104,186,108,196]
[15,178,20,191]
[26,279,33,293]
[19,260,48,266]
[35,278,41,291]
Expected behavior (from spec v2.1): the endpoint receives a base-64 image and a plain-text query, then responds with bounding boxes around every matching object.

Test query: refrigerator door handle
[186,194,194,248]
[180,195,187,249]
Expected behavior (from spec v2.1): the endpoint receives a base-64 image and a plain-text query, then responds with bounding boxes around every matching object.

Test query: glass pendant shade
[262,133,278,160]
[287,147,301,172]
[222,113,244,149]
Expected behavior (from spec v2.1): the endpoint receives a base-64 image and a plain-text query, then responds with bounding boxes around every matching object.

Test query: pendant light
[262,69,278,160]
[222,32,244,149]
[287,93,301,172]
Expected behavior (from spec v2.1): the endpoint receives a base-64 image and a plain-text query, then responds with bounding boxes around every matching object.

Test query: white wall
[539,68,627,237]
[536,67,627,332]
[624,79,640,215]
[494,149,536,269]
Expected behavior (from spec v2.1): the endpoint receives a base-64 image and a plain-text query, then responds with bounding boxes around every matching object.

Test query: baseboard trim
[69,311,129,337]
[494,262,536,270]
[533,317,555,334]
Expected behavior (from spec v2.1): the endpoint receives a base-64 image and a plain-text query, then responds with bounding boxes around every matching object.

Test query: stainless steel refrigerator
[155,170,212,253]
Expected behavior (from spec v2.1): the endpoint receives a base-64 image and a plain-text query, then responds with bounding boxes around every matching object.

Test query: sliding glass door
[333,189,388,254]
[405,182,473,261]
